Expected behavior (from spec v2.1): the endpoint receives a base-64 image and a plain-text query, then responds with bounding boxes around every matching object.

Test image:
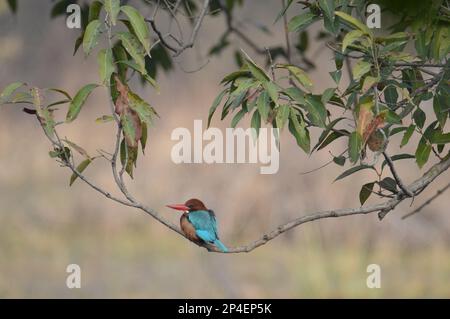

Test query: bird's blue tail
[214,239,228,252]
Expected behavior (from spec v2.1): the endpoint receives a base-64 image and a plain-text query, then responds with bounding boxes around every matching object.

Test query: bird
[166,198,228,252]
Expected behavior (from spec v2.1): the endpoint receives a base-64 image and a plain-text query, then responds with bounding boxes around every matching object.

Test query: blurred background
[0,0,449,298]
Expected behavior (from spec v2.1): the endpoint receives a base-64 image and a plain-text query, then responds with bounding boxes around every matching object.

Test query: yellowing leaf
[362,75,379,93]
[0,82,24,103]
[352,60,372,80]
[335,11,372,37]
[342,30,364,52]
[70,159,92,186]
[357,101,373,136]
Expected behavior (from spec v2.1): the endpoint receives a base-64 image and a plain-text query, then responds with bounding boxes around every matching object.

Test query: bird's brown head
[166,198,207,212]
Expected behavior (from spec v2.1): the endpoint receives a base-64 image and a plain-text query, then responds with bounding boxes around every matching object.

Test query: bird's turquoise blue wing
[195,230,216,242]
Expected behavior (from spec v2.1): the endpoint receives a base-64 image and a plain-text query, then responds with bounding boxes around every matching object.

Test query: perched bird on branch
[166,198,228,252]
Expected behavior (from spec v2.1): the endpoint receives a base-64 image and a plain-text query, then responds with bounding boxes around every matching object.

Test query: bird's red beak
[166,204,189,211]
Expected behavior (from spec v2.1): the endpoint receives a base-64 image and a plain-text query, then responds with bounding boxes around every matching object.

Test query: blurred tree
[1,0,449,253]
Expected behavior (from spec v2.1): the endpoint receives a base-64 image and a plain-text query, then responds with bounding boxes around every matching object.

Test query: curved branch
[38,115,450,254]
[382,150,414,197]
[402,182,450,219]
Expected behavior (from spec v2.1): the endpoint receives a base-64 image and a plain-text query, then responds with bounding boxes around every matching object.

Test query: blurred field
[0,1,449,298]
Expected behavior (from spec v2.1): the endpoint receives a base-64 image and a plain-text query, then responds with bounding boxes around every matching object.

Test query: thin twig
[402,182,450,219]
[382,151,414,197]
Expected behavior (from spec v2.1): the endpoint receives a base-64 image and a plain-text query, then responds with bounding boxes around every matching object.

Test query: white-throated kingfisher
[166,198,228,252]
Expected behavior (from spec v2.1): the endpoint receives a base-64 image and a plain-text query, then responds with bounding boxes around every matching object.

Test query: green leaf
[83,20,101,55]
[257,91,270,122]
[329,70,341,84]
[117,60,158,90]
[70,159,92,186]
[379,177,397,193]
[352,60,371,81]
[208,89,227,127]
[284,87,306,105]
[304,95,327,128]
[400,124,415,147]
[318,131,347,150]
[95,115,114,123]
[251,109,261,138]
[321,88,336,105]
[335,11,371,36]
[362,76,379,93]
[433,93,448,128]
[384,85,398,108]
[121,112,138,148]
[120,5,151,55]
[413,108,426,129]
[348,131,362,163]
[262,81,279,103]
[318,0,334,20]
[88,1,103,22]
[333,155,346,166]
[0,82,24,103]
[288,13,319,33]
[334,164,374,182]
[385,110,402,125]
[112,42,129,82]
[415,138,432,168]
[66,84,99,123]
[280,64,313,90]
[431,132,450,144]
[140,122,148,154]
[359,182,375,205]
[289,108,310,153]
[221,70,251,84]
[231,108,246,128]
[117,32,146,74]
[313,117,345,152]
[390,126,407,136]
[342,30,364,52]
[274,0,294,24]
[48,88,72,100]
[63,139,90,159]
[98,48,115,85]
[104,0,120,26]
[120,138,138,178]
[242,50,270,82]
[7,0,17,13]
[275,104,290,130]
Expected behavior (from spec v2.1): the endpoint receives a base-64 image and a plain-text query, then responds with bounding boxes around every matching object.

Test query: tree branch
[382,150,414,197]
[146,0,210,57]
[37,112,450,253]
[402,182,450,219]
